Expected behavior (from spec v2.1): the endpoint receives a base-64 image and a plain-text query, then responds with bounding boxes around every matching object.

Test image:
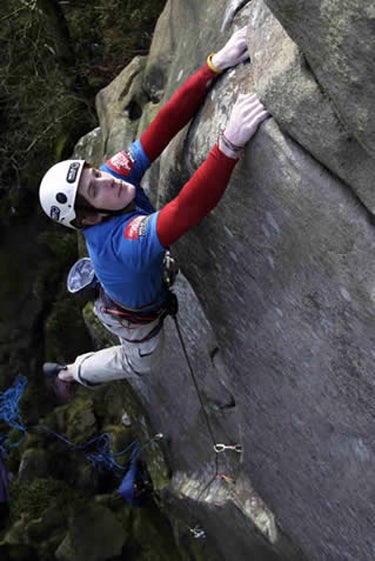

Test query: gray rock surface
[248,0,375,215]
[76,1,375,560]
[264,0,375,157]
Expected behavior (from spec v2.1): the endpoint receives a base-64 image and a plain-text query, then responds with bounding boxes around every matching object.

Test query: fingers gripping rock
[224,94,270,148]
[212,26,250,71]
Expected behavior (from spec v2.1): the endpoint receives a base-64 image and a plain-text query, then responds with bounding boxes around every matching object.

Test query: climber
[39,26,269,398]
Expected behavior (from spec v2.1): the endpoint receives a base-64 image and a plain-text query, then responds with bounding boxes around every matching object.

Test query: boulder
[95,56,148,160]
[55,503,126,561]
[264,0,375,157]
[71,0,375,560]
[247,0,375,214]
[18,448,50,482]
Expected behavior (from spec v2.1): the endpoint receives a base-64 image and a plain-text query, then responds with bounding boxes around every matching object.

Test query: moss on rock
[18,448,51,482]
[55,503,126,561]
[47,397,97,445]
[9,478,85,524]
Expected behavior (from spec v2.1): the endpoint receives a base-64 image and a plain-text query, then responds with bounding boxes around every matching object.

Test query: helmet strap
[75,200,137,229]
[94,200,137,216]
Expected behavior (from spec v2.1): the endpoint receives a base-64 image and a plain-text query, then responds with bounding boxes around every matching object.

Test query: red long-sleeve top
[140,63,238,247]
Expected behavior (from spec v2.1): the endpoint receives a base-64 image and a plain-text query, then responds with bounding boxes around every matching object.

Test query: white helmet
[39,159,85,229]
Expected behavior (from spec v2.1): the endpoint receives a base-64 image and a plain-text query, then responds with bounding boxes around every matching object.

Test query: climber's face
[78,166,136,212]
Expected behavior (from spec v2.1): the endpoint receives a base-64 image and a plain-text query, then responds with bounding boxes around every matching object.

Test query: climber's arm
[156,145,237,246]
[140,64,218,162]
[156,94,269,247]
[140,27,250,162]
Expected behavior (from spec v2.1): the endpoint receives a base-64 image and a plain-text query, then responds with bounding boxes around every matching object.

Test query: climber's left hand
[211,27,249,71]
[218,93,269,159]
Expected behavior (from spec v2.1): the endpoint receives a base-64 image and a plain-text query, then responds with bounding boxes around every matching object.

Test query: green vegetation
[10,477,86,522]
[0,4,189,558]
[0,0,165,396]
[0,0,166,204]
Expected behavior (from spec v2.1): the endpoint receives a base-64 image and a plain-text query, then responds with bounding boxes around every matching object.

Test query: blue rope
[0,375,28,452]
[0,374,27,432]
[0,375,142,475]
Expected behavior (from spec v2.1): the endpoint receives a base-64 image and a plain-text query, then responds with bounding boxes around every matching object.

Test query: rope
[172,314,219,474]
[0,374,27,433]
[0,375,159,476]
[0,375,28,452]
[33,427,139,473]
[170,303,242,539]
[171,309,241,468]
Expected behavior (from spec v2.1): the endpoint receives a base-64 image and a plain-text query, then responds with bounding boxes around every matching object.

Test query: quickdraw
[213,443,242,454]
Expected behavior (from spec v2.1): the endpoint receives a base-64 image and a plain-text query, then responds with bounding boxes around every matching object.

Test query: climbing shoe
[43,363,73,403]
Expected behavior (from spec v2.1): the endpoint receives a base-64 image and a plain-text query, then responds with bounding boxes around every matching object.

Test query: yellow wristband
[207,53,223,74]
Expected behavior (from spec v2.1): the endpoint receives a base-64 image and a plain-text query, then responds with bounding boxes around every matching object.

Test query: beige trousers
[71,299,164,388]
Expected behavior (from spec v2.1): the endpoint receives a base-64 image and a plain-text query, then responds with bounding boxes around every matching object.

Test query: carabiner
[214,443,243,454]
[190,526,206,539]
[153,433,164,441]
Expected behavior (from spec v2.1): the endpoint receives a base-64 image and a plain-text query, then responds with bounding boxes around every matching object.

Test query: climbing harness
[100,250,179,341]
[68,253,179,343]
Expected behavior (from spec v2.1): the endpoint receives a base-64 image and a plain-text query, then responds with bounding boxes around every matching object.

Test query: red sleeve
[156,145,238,247]
[140,63,218,162]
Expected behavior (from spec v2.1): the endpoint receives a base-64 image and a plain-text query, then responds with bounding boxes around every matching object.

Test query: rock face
[248,0,375,214]
[264,0,375,158]
[74,1,375,560]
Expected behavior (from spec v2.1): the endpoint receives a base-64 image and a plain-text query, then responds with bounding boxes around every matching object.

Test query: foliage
[64,0,166,87]
[0,0,165,204]
[44,293,93,363]
[9,477,86,522]
[0,2,180,557]
[0,0,89,198]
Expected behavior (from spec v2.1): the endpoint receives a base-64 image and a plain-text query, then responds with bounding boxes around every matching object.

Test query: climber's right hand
[219,94,269,158]
[211,27,249,71]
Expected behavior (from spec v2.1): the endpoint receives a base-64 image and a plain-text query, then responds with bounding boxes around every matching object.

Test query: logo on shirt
[108,149,135,177]
[124,215,150,240]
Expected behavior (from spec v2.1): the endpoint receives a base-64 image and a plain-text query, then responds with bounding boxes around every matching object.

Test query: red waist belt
[100,289,169,325]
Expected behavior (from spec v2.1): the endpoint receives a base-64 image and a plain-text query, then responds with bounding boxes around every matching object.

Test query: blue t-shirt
[83,139,167,311]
